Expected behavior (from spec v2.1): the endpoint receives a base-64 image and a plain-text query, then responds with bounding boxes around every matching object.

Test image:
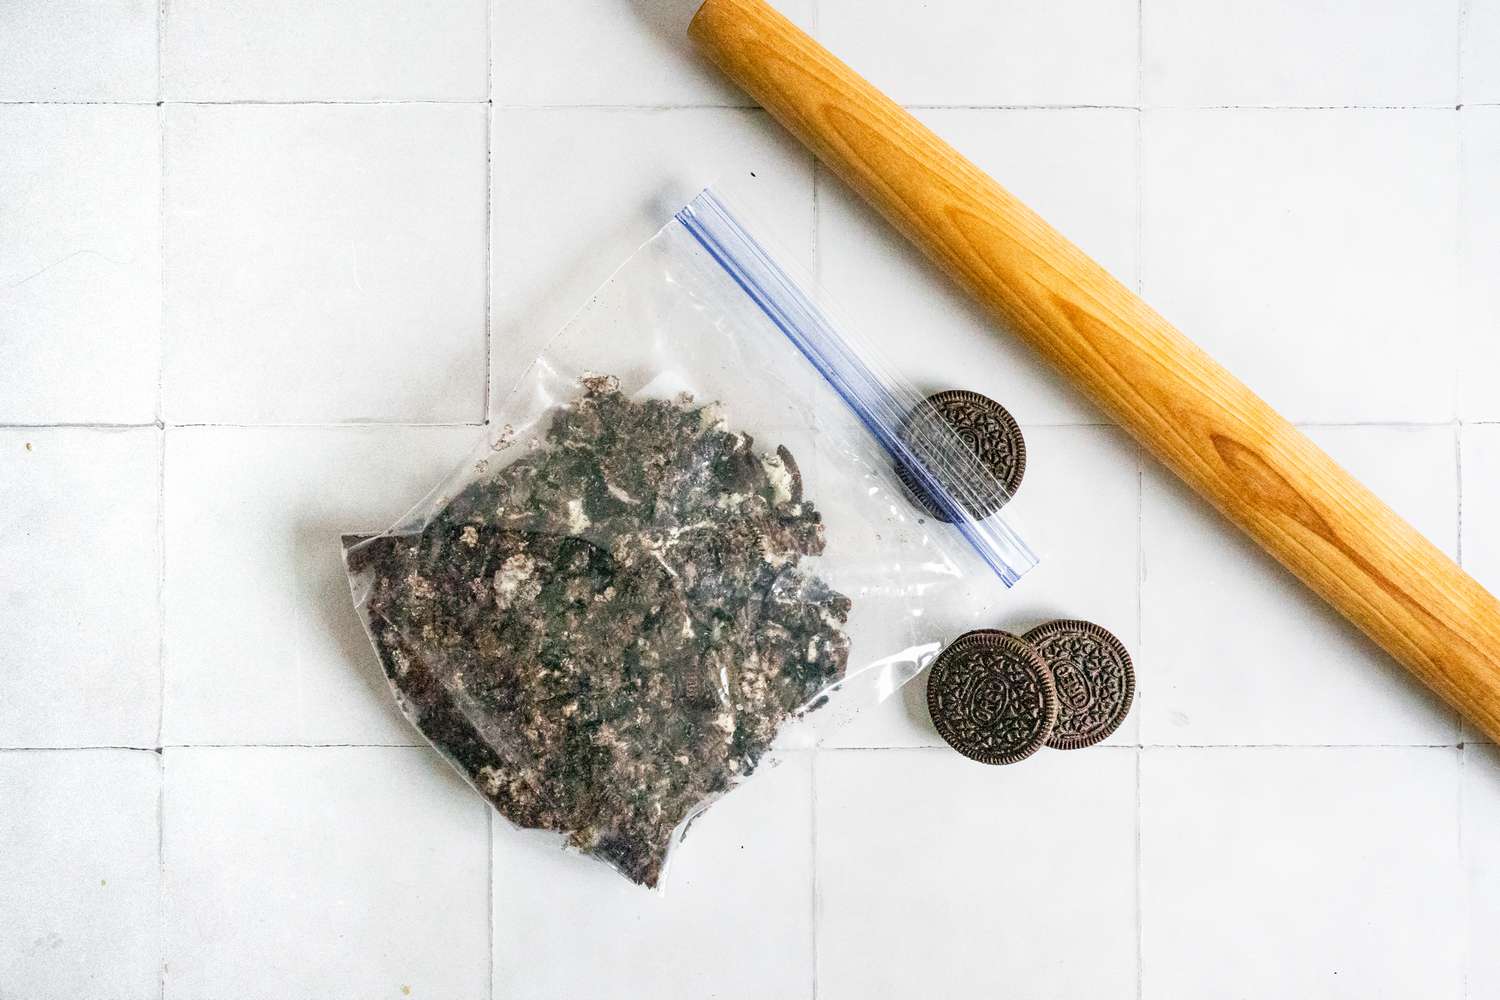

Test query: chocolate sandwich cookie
[896,390,1026,523]
[926,629,1058,765]
[1023,620,1135,750]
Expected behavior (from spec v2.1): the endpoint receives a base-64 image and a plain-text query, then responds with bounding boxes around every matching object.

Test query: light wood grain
[690,0,1500,743]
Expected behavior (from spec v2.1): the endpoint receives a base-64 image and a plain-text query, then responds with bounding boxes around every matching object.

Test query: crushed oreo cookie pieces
[345,378,851,886]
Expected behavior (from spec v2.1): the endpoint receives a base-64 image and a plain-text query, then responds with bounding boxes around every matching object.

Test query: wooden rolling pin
[690,0,1500,743]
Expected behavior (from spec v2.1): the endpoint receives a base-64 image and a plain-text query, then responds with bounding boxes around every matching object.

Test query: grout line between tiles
[483,0,494,428]
[0,745,161,753]
[155,68,168,753]
[1457,424,1466,567]
[0,421,162,429]
[155,742,426,750]
[5,418,1469,432]
[157,744,166,1000]
[495,102,761,112]
[0,99,161,105]
[1135,0,1146,113]
[810,161,821,285]
[1459,0,1470,107]
[1137,742,1462,750]
[154,427,167,748]
[819,742,1464,751]
[4,741,1471,753]
[164,98,491,106]
[147,421,485,429]
[1147,103,1458,111]
[1458,102,1470,441]
[807,79,823,997]
[1459,742,1469,1000]
[488,810,497,1000]
[484,102,494,424]
[809,748,820,1000]
[906,103,1140,111]
[1133,3,1146,979]
[1134,736,1144,1000]
[155,4,168,991]
[4,100,1484,111]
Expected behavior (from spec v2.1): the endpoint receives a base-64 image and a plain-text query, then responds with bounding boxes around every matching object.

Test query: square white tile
[1141,425,1459,746]
[817,748,1137,1000]
[0,106,160,424]
[1465,743,1500,996]
[1140,747,1463,999]
[163,104,488,424]
[493,752,813,999]
[163,0,487,102]
[1142,109,1459,424]
[162,746,490,999]
[162,426,479,746]
[827,425,1141,749]
[0,750,160,998]
[1143,0,1460,107]
[817,108,1139,426]
[0,0,157,101]
[1461,108,1500,421]
[818,0,1137,107]
[1466,0,1500,104]
[0,429,160,749]
[490,108,813,405]
[494,0,813,107]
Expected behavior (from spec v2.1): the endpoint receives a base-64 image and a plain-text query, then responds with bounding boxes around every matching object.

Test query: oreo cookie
[926,629,1058,765]
[896,390,1026,523]
[1023,620,1135,750]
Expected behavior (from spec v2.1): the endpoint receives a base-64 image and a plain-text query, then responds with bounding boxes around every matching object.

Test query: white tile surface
[1465,744,1500,997]
[163,104,488,424]
[1462,424,1500,595]
[163,426,479,746]
[817,749,1137,1000]
[1141,747,1463,999]
[5,2,1493,996]
[1143,0,1460,107]
[494,0,813,108]
[163,0,487,102]
[1141,425,1459,746]
[0,429,160,749]
[828,425,1141,748]
[0,106,160,424]
[1466,0,1500,104]
[493,752,813,999]
[490,108,813,405]
[162,746,490,999]
[818,108,1138,426]
[818,0,1138,107]
[1461,424,1500,742]
[0,0,157,101]
[0,750,160,998]
[1142,108,1459,424]
[1461,108,1500,421]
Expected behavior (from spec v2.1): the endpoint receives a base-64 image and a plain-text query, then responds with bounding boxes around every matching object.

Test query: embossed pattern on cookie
[926,629,1058,765]
[1024,619,1135,751]
[896,390,1026,523]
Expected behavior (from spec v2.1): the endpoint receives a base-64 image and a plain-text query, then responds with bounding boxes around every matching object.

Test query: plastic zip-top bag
[343,187,1037,888]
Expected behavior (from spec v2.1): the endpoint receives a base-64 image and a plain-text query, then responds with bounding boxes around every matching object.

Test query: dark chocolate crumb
[346,382,851,886]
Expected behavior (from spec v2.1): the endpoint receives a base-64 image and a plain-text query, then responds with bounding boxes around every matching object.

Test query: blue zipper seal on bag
[675,189,1037,587]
